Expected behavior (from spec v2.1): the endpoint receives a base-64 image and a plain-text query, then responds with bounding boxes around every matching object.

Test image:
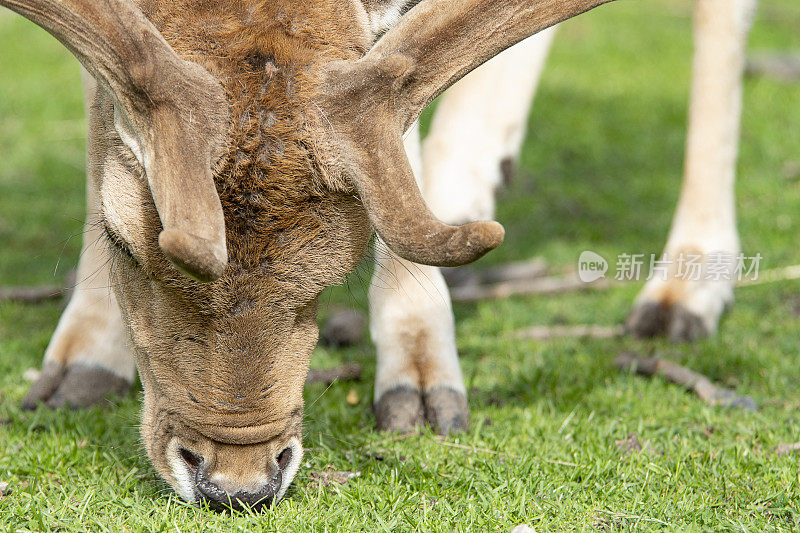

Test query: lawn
[1,0,800,531]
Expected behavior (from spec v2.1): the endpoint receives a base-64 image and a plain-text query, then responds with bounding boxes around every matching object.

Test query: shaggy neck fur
[125,0,376,438]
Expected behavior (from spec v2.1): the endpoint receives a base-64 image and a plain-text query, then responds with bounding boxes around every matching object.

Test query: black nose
[195,475,278,512]
[179,446,293,512]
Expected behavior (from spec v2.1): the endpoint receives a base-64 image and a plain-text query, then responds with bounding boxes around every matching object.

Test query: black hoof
[374,386,424,434]
[22,363,131,410]
[666,306,709,343]
[625,302,708,343]
[423,387,469,435]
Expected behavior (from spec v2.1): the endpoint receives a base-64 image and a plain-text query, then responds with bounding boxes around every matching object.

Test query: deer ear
[318,0,613,267]
[2,0,230,281]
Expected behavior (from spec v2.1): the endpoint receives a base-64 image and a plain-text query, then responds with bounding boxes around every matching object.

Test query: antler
[2,0,229,281]
[319,0,613,267]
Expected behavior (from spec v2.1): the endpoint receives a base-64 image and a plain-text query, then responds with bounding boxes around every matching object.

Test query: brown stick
[450,274,609,303]
[746,52,800,83]
[614,352,756,411]
[305,363,362,386]
[0,285,66,303]
[443,258,548,289]
[737,265,800,287]
[774,442,800,456]
[783,160,800,182]
[512,324,623,340]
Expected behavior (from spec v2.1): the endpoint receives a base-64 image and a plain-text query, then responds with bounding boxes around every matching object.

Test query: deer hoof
[374,386,424,433]
[626,301,710,343]
[423,387,469,435]
[22,362,131,410]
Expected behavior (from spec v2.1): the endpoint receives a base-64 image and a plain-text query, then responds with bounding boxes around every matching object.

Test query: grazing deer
[2,0,612,510]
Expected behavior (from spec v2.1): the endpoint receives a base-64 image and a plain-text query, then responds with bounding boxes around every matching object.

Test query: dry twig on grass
[432,437,513,458]
[0,285,65,303]
[737,264,800,287]
[512,324,623,340]
[614,352,757,411]
[774,442,800,456]
[443,257,548,288]
[746,52,800,82]
[0,271,76,304]
[308,467,360,489]
[450,274,609,303]
[305,363,362,385]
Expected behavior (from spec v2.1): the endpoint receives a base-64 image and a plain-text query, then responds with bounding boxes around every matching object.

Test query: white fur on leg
[369,121,465,402]
[369,244,465,400]
[630,0,755,337]
[423,28,557,224]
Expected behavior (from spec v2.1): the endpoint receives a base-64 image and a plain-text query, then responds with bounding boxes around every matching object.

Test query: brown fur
[648,247,705,307]
[7,0,613,501]
[399,328,434,389]
[101,0,374,487]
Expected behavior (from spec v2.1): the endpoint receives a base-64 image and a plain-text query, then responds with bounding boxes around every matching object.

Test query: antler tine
[319,0,612,267]
[333,100,505,267]
[2,0,229,281]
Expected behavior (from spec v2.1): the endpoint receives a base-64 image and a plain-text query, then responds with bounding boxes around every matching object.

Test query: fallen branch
[443,258,548,288]
[0,271,76,304]
[450,274,609,303]
[0,285,66,303]
[512,324,623,340]
[614,352,757,411]
[774,442,800,456]
[746,52,800,83]
[305,363,362,385]
[447,260,800,301]
[737,264,800,287]
[308,467,360,489]
[594,509,671,527]
[320,309,366,348]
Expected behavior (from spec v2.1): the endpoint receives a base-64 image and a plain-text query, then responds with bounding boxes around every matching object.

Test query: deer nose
[195,474,276,512]
[179,446,294,512]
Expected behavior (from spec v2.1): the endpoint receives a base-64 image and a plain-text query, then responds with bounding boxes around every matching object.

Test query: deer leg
[369,31,557,434]
[22,70,135,410]
[369,121,467,435]
[627,0,756,342]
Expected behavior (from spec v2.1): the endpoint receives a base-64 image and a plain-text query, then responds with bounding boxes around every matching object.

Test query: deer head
[2,0,612,510]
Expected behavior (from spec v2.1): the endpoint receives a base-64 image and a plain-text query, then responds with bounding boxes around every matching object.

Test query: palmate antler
[319,0,614,267]
[3,0,612,277]
[1,0,229,281]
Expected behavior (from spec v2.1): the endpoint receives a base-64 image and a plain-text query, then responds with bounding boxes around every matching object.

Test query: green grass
[2,0,800,530]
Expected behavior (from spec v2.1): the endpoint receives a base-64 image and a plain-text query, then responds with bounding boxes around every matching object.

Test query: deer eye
[101,220,138,264]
